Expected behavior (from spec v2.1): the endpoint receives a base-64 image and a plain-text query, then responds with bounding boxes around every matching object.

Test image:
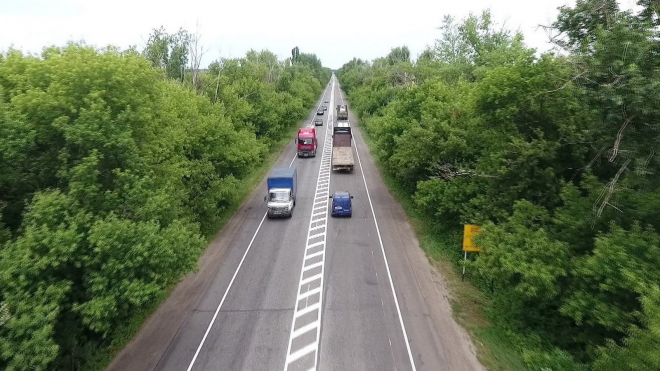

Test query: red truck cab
[297,128,317,157]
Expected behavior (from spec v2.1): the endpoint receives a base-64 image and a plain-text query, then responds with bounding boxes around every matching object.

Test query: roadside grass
[360,130,527,371]
[88,107,316,371]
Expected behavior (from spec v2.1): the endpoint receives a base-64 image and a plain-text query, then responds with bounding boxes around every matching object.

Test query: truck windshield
[298,138,313,145]
[269,191,289,202]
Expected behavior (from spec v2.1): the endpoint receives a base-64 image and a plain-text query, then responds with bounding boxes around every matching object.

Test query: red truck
[297,128,317,157]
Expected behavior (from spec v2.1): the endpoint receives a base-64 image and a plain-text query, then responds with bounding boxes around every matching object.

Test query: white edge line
[352,114,418,370]
[186,212,267,371]
[186,80,332,371]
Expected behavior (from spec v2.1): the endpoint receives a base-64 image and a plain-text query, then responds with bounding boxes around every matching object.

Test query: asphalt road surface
[107,75,484,371]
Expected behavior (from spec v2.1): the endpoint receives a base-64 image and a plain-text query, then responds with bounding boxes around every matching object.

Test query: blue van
[330,191,354,217]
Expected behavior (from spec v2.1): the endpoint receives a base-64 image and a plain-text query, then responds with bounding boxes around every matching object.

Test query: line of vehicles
[265,93,355,219]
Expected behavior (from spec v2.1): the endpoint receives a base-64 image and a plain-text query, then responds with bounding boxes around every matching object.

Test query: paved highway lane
[320,83,416,371]
[317,82,485,371]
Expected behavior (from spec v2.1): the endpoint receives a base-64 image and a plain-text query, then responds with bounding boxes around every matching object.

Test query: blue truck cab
[329,191,353,217]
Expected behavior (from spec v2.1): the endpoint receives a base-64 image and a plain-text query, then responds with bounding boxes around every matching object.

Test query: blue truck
[264,167,297,218]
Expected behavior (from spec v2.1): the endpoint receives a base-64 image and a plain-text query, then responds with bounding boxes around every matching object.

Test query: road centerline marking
[282,77,336,371]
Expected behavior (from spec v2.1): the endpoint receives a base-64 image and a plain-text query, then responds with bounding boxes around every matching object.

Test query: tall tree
[143,26,191,81]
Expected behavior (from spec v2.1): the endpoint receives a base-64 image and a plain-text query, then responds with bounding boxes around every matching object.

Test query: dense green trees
[339,3,659,369]
[0,36,327,369]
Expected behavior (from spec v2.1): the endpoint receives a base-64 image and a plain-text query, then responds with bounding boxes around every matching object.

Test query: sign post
[462,250,467,282]
[462,224,481,281]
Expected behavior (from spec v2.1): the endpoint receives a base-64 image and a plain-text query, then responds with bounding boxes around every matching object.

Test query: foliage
[338,5,660,370]
[187,49,329,144]
[143,26,192,81]
[0,37,328,370]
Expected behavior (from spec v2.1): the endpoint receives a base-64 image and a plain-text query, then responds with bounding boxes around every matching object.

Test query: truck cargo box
[265,167,298,218]
[333,132,352,147]
[267,167,297,198]
[331,132,354,172]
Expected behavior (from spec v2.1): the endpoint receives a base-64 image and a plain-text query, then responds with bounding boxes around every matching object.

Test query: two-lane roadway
[107,75,484,371]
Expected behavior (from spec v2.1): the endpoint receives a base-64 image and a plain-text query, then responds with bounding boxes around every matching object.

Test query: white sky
[0,0,642,69]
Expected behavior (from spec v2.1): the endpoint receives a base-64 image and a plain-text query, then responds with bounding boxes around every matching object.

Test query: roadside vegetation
[337,2,660,370]
[0,27,330,370]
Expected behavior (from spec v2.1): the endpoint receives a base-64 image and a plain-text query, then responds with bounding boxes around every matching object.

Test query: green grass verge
[360,128,527,371]
[87,105,317,371]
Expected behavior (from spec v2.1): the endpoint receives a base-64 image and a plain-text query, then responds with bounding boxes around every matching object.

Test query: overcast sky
[0,0,641,70]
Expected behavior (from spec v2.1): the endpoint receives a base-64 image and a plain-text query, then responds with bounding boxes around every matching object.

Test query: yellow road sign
[463,224,482,252]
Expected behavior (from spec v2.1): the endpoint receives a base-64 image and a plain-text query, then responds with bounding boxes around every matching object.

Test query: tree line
[0,28,330,370]
[338,1,659,370]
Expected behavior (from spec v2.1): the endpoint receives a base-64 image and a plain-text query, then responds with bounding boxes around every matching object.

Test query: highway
[107,75,483,371]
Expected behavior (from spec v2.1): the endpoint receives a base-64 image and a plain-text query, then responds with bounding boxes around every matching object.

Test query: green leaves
[562,223,660,331]
[0,191,81,370]
[338,3,660,369]
[201,52,324,144]
[0,41,328,369]
[76,216,203,336]
[143,26,192,81]
[474,201,570,300]
[0,282,68,371]
[593,285,660,370]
